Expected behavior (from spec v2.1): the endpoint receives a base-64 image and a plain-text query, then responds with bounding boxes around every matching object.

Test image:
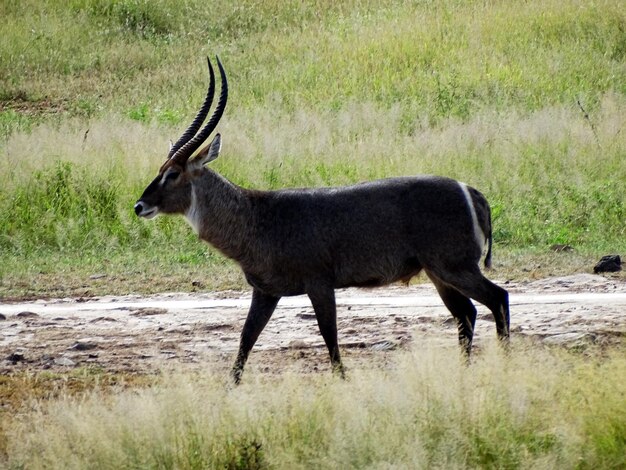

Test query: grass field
[1,0,625,298]
[1,2,625,466]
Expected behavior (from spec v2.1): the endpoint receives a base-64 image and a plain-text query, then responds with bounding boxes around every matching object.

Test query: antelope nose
[134,202,144,216]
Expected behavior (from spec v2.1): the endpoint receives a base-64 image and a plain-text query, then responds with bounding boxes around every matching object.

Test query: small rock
[593,255,622,273]
[544,332,594,346]
[288,340,309,349]
[203,323,232,332]
[191,280,204,288]
[90,316,117,323]
[0,313,6,321]
[130,307,168,316]
[54,357,76,367]
[70,340,98,351]
[16,311,39,318]
[370,341,396,351]
[295,313,316,320]
[8,351,26,362]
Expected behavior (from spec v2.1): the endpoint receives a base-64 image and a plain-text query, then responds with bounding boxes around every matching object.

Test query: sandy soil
[1,274,624,376]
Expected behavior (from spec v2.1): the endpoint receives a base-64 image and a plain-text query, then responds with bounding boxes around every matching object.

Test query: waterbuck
[134,57,510,383]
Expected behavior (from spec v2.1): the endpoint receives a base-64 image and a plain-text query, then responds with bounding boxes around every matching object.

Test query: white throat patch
[184,188,201,235]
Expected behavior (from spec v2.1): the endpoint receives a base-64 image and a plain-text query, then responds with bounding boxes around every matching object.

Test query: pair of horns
[168,56,228,164]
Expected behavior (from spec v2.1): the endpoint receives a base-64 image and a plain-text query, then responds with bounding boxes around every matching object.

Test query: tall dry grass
[1,95,624,297]
[4,340,625,469]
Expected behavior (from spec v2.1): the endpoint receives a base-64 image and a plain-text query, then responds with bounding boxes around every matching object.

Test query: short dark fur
[135,58,510,383]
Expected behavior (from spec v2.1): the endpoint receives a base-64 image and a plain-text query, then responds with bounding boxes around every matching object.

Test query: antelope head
[134,57,228,219]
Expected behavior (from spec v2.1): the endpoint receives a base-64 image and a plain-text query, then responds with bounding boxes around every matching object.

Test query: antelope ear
[192,133,221,167]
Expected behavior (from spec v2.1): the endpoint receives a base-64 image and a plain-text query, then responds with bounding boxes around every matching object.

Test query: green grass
[1,101,624,298]
[1,0,625,297]
[3,341,626,469]
[2,0,625,115]
[1,3,624,466]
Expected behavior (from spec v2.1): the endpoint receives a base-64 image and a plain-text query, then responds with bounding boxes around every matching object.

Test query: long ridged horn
[167,57,216,159]
[170,56,228,164]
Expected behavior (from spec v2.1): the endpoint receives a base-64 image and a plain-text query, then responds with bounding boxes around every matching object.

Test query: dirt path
[1,274,624,375]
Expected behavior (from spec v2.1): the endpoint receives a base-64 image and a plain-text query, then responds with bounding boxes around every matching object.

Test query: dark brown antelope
[135,57,510,383]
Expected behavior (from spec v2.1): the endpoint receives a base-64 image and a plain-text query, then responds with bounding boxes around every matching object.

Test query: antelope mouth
[134,202,159,219]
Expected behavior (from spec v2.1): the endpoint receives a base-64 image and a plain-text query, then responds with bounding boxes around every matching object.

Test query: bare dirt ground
[1,274,625,376]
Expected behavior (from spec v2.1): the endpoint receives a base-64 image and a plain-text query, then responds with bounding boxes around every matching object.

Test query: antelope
[134,57,510,383]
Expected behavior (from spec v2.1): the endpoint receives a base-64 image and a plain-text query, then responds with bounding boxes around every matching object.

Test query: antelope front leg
[307,284,345,378]
[231,289,280,384]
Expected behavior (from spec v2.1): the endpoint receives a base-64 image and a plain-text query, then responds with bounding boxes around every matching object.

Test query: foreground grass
[2,341,625,469]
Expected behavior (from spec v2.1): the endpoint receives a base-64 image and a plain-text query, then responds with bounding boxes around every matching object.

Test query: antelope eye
[164,171,180,182]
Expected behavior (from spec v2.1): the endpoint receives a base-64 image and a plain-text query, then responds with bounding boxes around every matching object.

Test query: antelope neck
[185,171,252,261]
